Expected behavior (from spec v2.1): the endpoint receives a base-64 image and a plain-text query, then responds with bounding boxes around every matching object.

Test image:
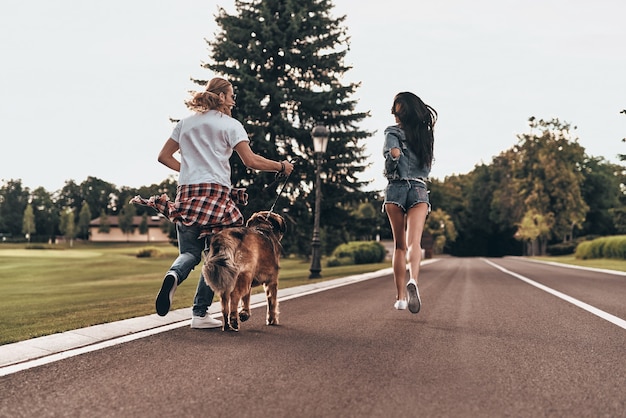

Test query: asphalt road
[1,257,625,418]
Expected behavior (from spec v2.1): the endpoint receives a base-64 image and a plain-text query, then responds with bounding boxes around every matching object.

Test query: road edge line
[482,258,626,331]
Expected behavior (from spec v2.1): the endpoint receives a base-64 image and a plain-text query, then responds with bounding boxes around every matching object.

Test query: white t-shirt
[170,110,249,187]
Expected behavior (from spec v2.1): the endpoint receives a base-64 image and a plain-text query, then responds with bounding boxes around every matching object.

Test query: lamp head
[311,125,330,154]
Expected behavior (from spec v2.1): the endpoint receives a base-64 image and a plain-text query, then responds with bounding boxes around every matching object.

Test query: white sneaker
[394,299,408,310]
[406,279,421,314]
[190,314,222,329]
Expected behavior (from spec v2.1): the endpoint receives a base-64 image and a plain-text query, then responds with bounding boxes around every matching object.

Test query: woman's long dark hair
[392,92,437,169]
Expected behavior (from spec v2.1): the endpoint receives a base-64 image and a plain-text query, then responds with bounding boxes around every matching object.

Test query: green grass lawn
[0,242,391,345]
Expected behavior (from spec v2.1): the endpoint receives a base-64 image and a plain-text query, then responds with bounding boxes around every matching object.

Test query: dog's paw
[223,324,239,332]
[228,315,240,331]
[239,310,250,322]
[266,318,279,326]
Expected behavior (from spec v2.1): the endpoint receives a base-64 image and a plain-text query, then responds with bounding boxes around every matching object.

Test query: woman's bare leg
[405,203,429,283]
[385,203,408,301]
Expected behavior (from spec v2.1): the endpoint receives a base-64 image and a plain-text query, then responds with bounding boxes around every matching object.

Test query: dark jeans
[167,223,214,316]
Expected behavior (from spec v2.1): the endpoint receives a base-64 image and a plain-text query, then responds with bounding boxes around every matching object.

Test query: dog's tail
[202,232,239,293]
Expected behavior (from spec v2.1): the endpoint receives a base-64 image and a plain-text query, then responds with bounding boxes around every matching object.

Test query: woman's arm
[234,141,294,174]
[157,138,181,172]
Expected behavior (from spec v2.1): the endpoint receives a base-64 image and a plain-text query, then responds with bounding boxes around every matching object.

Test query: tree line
[2,112,623,258]
[1,1,624,258]
[429,116,626,256]
[2,113,624,257]
[0,174,387,255]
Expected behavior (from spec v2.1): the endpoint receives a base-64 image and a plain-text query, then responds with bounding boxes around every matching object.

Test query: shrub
[574,241,592,260]
[136,247,162,258]
[327,241,386,266]
[326,256,353,267]
[604,236,626,259]
[25,244,52,250]
[575,236,626,260]
[547,242,577,256]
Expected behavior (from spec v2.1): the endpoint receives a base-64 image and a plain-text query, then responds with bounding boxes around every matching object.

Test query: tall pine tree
[196,0,371,255]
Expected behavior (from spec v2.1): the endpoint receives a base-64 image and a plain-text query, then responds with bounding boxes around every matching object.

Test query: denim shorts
[383,180,431,213]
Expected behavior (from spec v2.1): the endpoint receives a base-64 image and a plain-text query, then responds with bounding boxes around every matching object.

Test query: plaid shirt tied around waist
[130,184,248,238]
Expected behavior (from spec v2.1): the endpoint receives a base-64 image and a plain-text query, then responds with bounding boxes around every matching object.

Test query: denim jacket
[383,125,430,181]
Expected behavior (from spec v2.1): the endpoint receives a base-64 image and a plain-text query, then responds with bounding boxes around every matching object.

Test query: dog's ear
[274,214,286,235]
[245,213,258,227]
[246,212,265,228]
[266,213,286,236]
[247,212,285,236]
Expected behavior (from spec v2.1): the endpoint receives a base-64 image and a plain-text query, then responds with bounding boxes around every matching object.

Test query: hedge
[574,236,626,260]
[327,241,386,267]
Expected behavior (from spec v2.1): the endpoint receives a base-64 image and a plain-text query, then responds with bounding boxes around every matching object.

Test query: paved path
[2,257,625,418]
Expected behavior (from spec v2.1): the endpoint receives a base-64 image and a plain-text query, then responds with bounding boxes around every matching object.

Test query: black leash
[265,157,299,218]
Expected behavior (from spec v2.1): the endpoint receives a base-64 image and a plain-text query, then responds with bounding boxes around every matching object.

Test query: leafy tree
[465,163,517,255]
[579,157,621,236]
[607,110,626,234]
[30,186,59,243]
[114,186,137,215]
[80,176,116,216]
[59,208,76,246]
[513,118,588,245]
[77,202,92,240]
[515,209,553,255]
[98,209,111,233]
[201,0,372,255]
[430,174,492,255]
[431,117,596,256]
[610,207,626,234]
[139,213,149,236]
[617,109,626,161]
[488,151,524,230]
[56,180,82,218]
[118,201,136,241]
[0,179,30,239]
[22,204,35,242]
[425,208,457,255]
[349,201,381,241]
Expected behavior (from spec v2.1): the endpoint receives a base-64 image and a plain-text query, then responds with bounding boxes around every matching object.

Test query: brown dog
[202,211,286,331]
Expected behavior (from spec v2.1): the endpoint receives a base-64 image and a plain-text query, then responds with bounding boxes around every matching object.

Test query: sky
[1,0,625,194]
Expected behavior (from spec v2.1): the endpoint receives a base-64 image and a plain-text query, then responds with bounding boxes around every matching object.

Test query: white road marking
[483,258,626,331]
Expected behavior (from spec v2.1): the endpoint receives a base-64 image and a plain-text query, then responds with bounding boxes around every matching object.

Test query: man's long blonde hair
[185,77,232,116]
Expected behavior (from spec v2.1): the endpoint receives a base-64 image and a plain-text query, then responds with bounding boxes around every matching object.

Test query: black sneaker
[156,273,177,316]
[406,279,421,314]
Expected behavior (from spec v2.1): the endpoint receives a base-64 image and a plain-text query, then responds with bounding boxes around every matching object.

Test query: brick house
[89,215,170,242]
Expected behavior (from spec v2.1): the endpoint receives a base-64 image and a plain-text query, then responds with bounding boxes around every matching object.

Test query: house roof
[89,215,167,228]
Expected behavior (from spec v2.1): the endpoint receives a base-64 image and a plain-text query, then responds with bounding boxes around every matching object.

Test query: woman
[141,77,293,328]
[382,92,437,314]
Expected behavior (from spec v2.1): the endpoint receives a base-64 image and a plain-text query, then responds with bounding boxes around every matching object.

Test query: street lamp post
[309,124,329,279]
